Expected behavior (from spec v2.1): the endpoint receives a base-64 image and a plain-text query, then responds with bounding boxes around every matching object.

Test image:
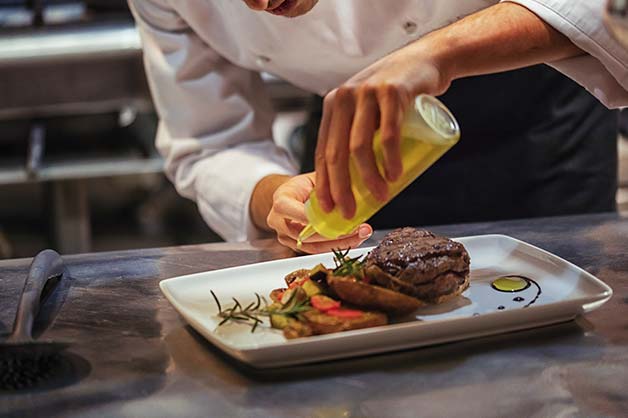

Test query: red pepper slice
[310,295,341,312]
[327,308,364,318]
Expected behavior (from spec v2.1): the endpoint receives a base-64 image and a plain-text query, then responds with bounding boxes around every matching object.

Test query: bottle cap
[416,95,460,140]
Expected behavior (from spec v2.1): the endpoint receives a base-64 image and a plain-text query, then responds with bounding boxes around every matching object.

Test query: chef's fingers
[283,221,372,244]
[271,194,308,225]
[350,88,388,202]
[315,91,335,213]
[377,86,406,182]
[243,0,270,10]
[326,87,356,219]
[277,224,373,254]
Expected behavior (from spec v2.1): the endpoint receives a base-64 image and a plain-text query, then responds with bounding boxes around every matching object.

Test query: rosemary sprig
[210,290,310,332]
[332,248,366,280]
[273,300,312,315]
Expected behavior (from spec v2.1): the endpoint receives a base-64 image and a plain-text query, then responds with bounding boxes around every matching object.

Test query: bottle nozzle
[297,224,316,249]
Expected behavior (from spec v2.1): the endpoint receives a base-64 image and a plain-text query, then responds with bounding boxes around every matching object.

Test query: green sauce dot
[491,276,530,292]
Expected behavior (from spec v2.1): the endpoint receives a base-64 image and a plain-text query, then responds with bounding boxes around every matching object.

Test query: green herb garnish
[332,248,366,280]
[210,290,311,333]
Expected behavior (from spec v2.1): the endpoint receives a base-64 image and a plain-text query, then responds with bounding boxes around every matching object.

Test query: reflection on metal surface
[0,23,141,65]
[43,3,86,25]
[25,123,45,178]
[0,156,164,185]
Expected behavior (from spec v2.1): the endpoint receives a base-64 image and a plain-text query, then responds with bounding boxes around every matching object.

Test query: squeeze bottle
[298,94,460,246]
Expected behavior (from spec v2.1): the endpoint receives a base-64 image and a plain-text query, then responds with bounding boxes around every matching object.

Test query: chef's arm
[255,3,579,231]
[501,0,628,108]
[129,0,297,241]
[260,1,628,253]
[419,2,583,89]
[250,2,586,235]
[413,0,628,106]
[250,174,291,231]
[311,1,597,219]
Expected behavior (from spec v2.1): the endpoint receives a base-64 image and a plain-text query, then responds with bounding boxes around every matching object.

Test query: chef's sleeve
[128,0,298,242]
[502,0,628,108]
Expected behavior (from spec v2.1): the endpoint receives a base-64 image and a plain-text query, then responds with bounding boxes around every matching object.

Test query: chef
[129,0,628,253]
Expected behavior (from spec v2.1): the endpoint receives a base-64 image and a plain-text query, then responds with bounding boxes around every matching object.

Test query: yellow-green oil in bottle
[298,95,460,246]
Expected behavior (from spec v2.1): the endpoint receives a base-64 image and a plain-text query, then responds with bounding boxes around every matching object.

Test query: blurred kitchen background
[0,0,626,259]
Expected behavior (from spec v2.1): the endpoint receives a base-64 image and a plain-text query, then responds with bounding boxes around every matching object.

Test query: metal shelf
[0,156,164,185]
[0,20,141,66]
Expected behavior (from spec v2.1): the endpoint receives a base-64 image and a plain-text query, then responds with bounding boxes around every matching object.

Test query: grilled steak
[365,228,470,303]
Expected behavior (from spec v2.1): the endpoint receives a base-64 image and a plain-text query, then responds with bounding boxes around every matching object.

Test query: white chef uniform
[128,0,628,242]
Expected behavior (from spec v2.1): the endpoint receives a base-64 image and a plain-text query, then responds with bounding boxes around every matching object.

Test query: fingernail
[358,225,372,239]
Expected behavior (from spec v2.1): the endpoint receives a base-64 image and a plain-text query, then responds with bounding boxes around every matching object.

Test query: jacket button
[256,55,271,66]
[403,21,417,34]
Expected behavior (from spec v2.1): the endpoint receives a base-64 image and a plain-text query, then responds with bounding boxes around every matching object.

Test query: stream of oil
[491,275,542,309]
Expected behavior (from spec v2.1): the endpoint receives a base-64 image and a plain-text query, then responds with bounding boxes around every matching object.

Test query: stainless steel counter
[1,213,627,417]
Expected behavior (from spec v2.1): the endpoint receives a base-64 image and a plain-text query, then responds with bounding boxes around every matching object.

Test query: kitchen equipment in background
[0,0,314,257]
[0,0,157,254]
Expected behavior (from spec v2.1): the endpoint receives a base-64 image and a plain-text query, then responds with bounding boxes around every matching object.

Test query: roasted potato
[297,309,387,335]
[327,275,423,316]
[284,269,310,286]
[269,288,287,303]
[283,319,314,339]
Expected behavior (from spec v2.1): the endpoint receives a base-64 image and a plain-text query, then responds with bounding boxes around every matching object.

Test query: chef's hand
[315,43,450,219]
[316,1,585,220]
[252,3,583,251]
[254,172,373,254]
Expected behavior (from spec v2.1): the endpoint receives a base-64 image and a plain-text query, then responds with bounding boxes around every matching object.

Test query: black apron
[300,65,618,228]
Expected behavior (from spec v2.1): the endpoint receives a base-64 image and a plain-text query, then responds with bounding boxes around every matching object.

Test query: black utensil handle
[9,249,64,343]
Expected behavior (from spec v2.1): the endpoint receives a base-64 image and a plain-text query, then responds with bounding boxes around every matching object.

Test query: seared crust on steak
[365,265,469,303]
[365,228,470,302]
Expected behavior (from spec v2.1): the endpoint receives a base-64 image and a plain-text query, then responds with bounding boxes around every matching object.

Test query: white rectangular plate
[160,235,612,368]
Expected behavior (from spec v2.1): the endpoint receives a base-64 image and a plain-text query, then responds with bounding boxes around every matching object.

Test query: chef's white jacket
[128,0,628,242]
